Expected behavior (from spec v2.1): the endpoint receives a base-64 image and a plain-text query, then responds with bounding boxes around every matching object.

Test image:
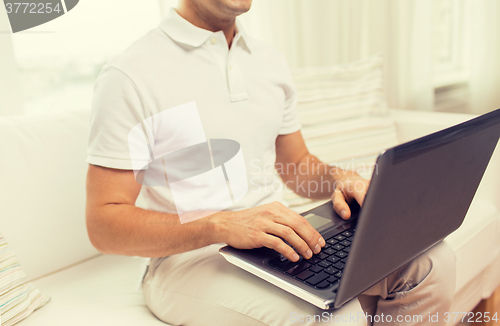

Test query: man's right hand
[211,201,325,262]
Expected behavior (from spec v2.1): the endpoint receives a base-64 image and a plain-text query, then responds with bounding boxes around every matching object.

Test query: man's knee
[427,241,456,276]
[426,241,456,293]
[395,241,456,299]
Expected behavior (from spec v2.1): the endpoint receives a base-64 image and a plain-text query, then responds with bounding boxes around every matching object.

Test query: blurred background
[1,0,499,117]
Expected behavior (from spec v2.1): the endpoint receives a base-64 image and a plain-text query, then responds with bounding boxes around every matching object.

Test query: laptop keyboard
[267,227,355,291]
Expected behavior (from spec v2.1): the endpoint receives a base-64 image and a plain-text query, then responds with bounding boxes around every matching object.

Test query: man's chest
[139,57,287,151]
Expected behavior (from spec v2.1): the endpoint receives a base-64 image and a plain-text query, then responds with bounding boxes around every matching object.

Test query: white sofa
[1,108,499,326]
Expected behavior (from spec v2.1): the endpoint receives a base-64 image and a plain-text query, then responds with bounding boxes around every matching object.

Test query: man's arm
[275,131,370,219]
[86,164,325,261]
[85,165,219,257]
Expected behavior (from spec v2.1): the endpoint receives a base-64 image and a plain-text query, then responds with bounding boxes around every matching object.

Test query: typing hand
[213,201,326,262]
[331,172,370,220]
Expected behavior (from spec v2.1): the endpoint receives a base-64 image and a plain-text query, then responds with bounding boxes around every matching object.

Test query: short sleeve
[87,66,146,170]
[278,65,302,135]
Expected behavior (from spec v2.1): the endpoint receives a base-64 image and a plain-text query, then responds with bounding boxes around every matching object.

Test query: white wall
[0,8,23,116]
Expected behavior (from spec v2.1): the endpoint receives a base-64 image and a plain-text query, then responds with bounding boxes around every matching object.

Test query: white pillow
[285,55,398,210]
[0,234,50,326]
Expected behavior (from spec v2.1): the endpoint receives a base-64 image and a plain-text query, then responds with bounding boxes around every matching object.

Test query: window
[432,0,470,113]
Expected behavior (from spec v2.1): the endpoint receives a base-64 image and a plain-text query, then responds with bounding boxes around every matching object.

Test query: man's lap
[142,242,455,326]
[142,244,365,326]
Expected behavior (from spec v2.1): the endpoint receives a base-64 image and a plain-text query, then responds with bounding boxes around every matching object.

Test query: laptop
[219,108,500,310]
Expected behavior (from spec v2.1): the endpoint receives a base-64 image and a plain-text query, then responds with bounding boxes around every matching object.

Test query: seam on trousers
[146,282,271,326]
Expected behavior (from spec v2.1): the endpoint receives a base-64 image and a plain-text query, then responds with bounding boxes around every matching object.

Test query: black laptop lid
[335,109,500,308]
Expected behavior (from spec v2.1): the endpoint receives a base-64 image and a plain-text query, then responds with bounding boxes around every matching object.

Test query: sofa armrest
[389,109,500,212]
[389,109,477,143]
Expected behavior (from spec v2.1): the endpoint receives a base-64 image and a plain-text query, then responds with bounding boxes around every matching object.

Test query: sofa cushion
[20,255,166,326]
[285,55,398,210]
[0,110,98,281]
[0,234,50,326]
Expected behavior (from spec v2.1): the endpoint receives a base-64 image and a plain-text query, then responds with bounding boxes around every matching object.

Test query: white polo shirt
[87,9,301,213]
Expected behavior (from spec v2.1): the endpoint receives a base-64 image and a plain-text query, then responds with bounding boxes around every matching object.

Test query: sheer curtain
[241,0,500,113]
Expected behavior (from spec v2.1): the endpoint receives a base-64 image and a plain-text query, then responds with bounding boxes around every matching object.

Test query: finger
[271,206,325,251]
[262,234,300,262]
[348,179,370,206]
[265,223,314,259]
[332,188,351,219]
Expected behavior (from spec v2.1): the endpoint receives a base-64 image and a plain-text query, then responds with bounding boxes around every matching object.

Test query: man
[86,0,456,325]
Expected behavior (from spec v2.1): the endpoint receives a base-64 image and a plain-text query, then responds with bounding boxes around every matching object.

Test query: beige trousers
[142,241,456,326]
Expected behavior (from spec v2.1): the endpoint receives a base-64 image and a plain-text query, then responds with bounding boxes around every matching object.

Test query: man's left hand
[331,172,370,220]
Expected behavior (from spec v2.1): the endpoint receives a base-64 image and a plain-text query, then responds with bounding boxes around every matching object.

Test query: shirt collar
[234,19,253,54]
[160,8,253,53]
